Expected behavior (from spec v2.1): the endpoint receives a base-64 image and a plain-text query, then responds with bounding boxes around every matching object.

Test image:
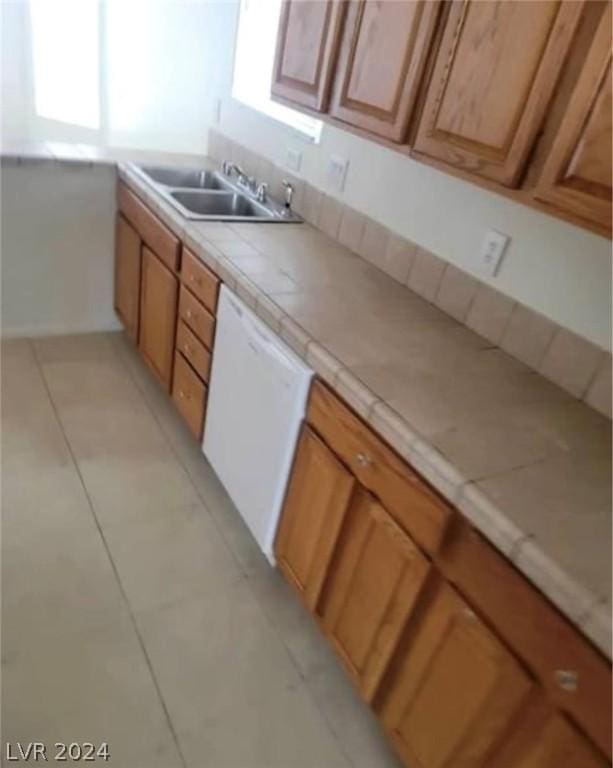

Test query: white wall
[209,1,612,352]
[1,162,119,336]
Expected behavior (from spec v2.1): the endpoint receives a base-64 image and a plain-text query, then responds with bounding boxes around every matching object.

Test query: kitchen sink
[170,190,269,218]
[132,164,302,223]
[139,166,228,190]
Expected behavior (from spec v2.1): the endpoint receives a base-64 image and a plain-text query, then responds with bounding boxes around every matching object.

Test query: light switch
[478,229,509,276]
[326,154,349,193]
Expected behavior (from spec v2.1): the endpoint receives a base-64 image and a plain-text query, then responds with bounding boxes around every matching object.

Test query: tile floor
[1,332,401,768]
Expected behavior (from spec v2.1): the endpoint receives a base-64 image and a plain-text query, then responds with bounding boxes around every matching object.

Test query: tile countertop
[3,144,610,658]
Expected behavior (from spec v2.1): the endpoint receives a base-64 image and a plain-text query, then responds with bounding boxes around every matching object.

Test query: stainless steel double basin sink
[133,164,302,223]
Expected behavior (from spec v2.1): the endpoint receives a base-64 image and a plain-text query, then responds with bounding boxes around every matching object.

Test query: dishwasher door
[202,286,313,564]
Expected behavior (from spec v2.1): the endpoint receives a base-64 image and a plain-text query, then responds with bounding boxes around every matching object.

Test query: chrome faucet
[282,180,294,210]
[222,160,245,181]
[256,182,268,203]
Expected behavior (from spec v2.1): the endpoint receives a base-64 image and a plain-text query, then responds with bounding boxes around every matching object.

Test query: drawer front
[308,381,451,554]
[176,320,211,383]
[172,352,207,439]
[181,248,219,314]
[117,181,180,272]
[438,522,612,759]
[178,286,215,349]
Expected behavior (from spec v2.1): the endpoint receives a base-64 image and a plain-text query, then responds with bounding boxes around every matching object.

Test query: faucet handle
[256,182,268,203]
[282,180,294,209]
[222,159,231,176]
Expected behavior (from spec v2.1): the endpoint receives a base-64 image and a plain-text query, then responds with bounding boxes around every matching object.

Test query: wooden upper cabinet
[380,581,533,768]
[318,488,430,702]
[486,697,609,768]
[413,1,585,186]
[535,2,612,231]
[275,425,355,610]
[114,214,142,342]
[272,0,346,112]
[329,0,440,141]
[139,247,179,392]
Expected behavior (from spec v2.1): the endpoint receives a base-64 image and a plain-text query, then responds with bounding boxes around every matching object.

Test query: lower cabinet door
[380,581,533,768]
[318,488,430,702]
[275,425,355,610]
[114,214,142,341]
[172,352,207,440]
[485,695,608,768]
[139,246,178,391]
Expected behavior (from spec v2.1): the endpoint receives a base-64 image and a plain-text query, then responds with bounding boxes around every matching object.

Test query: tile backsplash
[208,129,611,420]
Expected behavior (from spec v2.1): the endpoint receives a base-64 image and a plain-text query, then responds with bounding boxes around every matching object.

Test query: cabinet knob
[356,452,372,468]
[554,669,579,692]
[183,344,191,355]
[190,274,201,286]
[186,310,193,319]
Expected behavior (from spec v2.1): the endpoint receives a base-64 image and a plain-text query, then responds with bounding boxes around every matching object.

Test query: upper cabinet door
[271,0,347,112]
[413,1,585,186]
[329,0,440,141]
[534,2,612,231]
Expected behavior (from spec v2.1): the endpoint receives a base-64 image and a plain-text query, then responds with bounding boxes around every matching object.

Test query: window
[30,0,100,129]
[232,0,322,142]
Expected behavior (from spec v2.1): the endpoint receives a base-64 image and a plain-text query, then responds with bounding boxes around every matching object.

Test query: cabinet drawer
[438,522,612,758]
[117,182,180,272]
[172,352,207,440]
[181,248,219,314]
[308,381,451,554]
[176,320,211,383]
[178,286,215,349]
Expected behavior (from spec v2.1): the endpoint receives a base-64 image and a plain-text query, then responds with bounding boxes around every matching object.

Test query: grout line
[29,338,189,768]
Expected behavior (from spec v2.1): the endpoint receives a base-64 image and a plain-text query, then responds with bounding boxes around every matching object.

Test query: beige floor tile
[136,581,299,730]
[176,682,350,768]
[2,339,73,471]
[103,502,242,612]
[32,331,119,363]
[304,656,402,768]
[219,571,399,768]
[137,585,349,768]
[2,483,130,656]
[76,451,200,530]
[1,622,182,768]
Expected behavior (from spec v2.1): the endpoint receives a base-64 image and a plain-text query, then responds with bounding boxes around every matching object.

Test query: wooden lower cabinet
[172,352,207,440]
[114,214,141,341]
[485,696,608,768]
[318,488,430,702]
[379,580,533,768]
[139,247,178,391]
[275,425,355,610]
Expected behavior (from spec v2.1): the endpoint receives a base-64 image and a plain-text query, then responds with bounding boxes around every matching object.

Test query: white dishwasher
[203,285,313,564]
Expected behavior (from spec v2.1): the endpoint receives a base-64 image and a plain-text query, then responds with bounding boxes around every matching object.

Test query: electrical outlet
[286,148,302,172]
[479,229,509,276]
[326,154,349,193]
